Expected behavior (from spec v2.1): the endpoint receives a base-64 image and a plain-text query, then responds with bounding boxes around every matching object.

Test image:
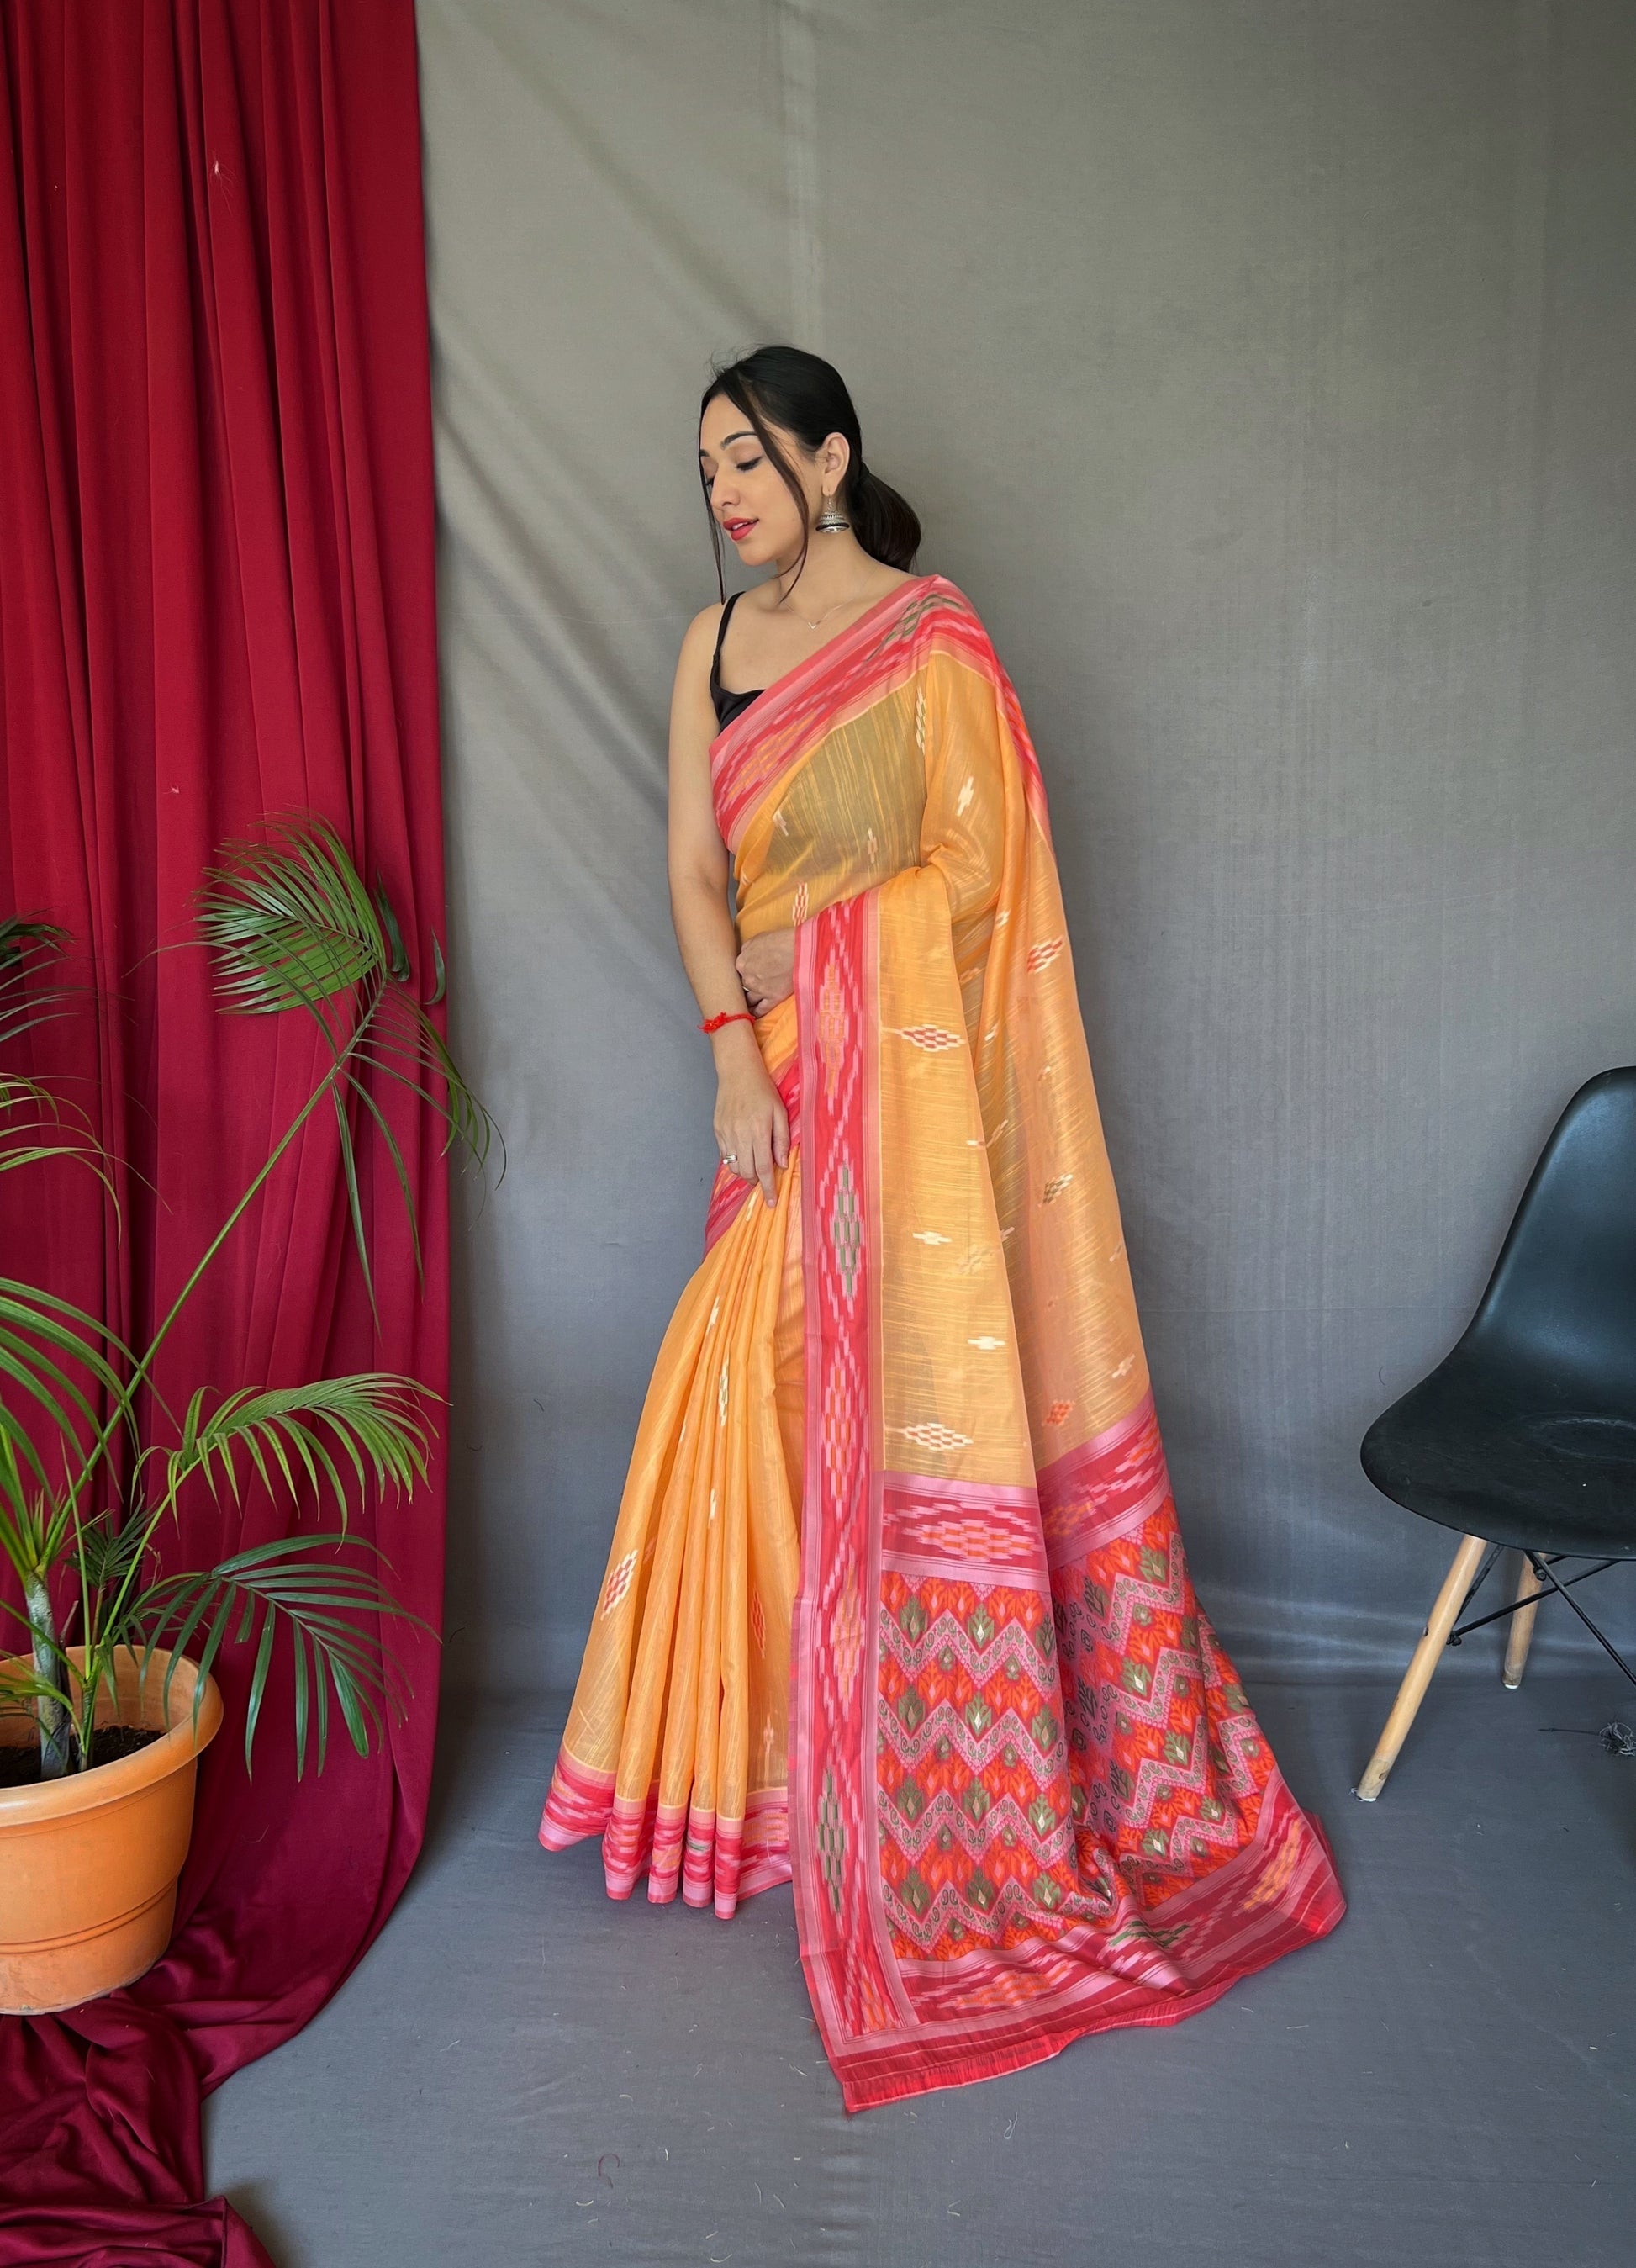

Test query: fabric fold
[540,1000,804,1918]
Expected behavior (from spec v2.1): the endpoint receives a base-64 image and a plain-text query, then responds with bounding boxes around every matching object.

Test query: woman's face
[698,396,842,571]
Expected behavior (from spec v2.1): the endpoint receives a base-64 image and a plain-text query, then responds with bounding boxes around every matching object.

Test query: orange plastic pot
[0,1645,223,2014]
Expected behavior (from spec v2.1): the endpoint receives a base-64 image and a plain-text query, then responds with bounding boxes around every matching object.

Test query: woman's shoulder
[676,595,729,679]
[910,568,976,609]
[683,595,729,642]
[907,570,990,641]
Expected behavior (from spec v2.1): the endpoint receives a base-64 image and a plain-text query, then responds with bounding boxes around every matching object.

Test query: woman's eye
[731,457,762,473]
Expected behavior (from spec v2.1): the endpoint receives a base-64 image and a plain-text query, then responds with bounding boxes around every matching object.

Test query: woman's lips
[724,518,756,542]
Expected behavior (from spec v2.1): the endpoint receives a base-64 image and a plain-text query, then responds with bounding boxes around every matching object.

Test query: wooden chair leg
[1356,1532,1488,1801]
[1502,1552,1544,1689]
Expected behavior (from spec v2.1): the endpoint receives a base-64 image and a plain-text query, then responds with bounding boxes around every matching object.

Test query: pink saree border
[789,893,916,2053]
[836,1778,1341,2111]
[540,1750,789,1918]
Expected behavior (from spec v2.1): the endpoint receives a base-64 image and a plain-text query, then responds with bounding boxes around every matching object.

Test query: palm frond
[0,1435,50,1589]
[154,1373,434,1531]
[352,987,499,1177]
[73,1506,151,1598]
[0,918,71,1047]
[372,870,411,982]
[0,923,106,1182]
[0,1279,131,1463]
[0,1100,120,1209]
[135,1533,433,1776]
[0,1454,87,1595]
[0,1663,78,1732]
[197,814,386,1020]
[0,1134,113,1185]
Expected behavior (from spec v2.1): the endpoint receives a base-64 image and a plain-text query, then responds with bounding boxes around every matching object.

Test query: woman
[541,346,1343,2112]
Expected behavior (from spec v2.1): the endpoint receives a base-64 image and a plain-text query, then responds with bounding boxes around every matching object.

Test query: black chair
[1355,1066,1636,1800]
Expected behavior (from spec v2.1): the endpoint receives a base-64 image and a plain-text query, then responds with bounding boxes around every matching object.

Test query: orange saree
[540,573,1344,2110]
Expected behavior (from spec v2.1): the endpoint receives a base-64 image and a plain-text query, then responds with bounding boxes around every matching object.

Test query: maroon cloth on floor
[0,5,446,2260]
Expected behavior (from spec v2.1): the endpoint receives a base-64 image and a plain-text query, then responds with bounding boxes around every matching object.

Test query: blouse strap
[710,589,743,686]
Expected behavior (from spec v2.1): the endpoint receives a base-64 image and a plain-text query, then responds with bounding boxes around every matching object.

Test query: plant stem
[24,1576,72,1778]
[61,996,377,1526]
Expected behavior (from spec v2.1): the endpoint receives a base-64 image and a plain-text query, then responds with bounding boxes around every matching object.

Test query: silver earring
[815,489,849,533]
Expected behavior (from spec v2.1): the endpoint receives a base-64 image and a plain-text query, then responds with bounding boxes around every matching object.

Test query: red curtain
[0,4,446,2260]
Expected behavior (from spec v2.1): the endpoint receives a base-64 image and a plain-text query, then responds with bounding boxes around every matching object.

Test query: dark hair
[699,344,921,599]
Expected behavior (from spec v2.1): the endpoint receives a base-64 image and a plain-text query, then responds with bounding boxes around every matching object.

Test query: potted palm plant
[0,817,489,2012]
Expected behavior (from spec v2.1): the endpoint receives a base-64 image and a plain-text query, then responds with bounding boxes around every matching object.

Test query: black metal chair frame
[1446,1545,1630,1681]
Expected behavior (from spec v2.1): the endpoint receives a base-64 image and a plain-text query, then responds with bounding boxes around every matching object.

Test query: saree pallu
[541,572,1344,2110]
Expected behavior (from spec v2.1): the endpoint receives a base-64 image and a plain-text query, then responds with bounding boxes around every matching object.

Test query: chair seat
[1362,1355,1636,1559]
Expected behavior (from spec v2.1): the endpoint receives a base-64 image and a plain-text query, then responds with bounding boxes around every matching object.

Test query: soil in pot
[0,1725,162,1789]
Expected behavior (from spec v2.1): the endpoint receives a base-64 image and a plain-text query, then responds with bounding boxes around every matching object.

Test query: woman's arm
[668,606,789,1207]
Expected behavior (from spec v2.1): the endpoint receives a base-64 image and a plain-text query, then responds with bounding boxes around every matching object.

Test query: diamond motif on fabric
[817,1768,847,1918]
[750,1589,767,1657]
[600,1551,636,1618]
[829,1164,863,1301]
[832,1560,863,1705]
[917,1516,1026,1560]
[899,1419,974,1454]
[817,954,850,1104]
[1044,1398,1074,1426]
[821,1353,858,1500]
[1042,1173,1074,1203]
[894,1023,963,1052]
[1026,937,1065,973]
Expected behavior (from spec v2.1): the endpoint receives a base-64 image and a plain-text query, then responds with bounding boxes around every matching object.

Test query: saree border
[827,1775,1342,2111]
[789,894,906,2049]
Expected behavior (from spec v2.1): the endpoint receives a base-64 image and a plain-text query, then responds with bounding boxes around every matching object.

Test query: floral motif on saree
[541,572,1344,2110]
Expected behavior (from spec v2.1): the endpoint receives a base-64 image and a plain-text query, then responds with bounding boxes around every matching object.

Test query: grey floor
[206,1668,1636,2267]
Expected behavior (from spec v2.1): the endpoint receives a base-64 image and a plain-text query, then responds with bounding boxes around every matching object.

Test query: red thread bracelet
[699,1009,756,1034]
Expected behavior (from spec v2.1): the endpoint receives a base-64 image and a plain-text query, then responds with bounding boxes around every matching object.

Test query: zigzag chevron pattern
[873,1492,1280,1959]
[1053,1503,1273,1900]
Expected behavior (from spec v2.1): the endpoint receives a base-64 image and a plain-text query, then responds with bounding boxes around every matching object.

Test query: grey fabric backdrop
[418,0,1635,1696]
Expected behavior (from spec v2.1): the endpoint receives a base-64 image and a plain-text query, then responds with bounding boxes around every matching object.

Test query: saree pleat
[541,573,1344,2107]
[539,997,803,1916]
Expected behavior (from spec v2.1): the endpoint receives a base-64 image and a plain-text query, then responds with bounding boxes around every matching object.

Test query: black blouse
[709,589,763,730]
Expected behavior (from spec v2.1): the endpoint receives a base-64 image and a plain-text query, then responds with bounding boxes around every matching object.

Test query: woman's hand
[735,926,795,1017]
[715,1043,789,1208]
